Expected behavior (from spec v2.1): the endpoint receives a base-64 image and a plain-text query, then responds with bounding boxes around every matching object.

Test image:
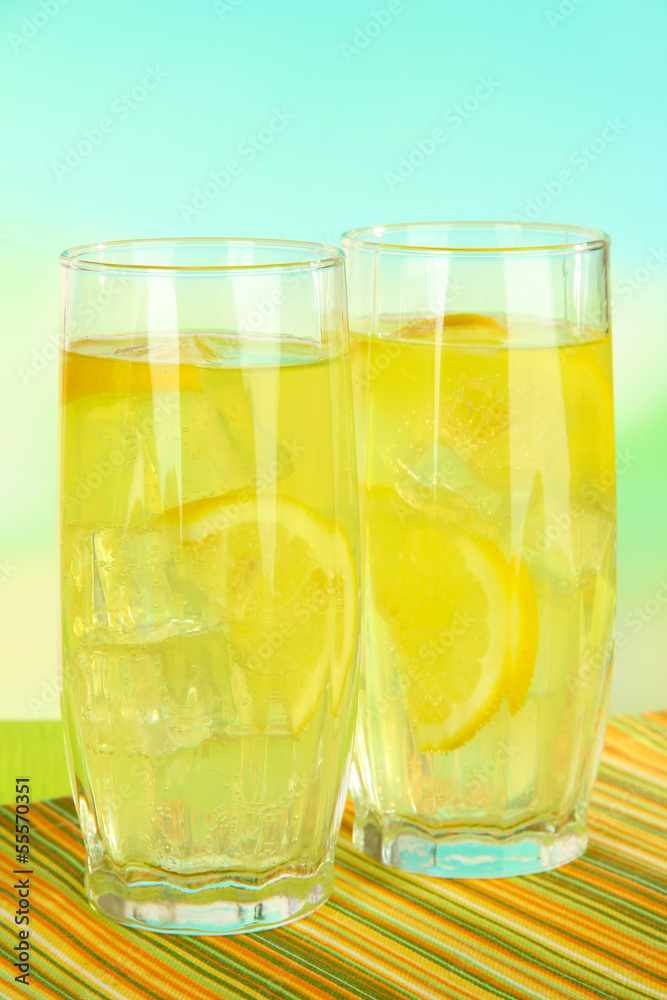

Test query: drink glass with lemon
[342,223,615,877]
[59,239,359,932]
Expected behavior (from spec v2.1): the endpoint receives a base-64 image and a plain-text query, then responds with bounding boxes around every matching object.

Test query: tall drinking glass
[59,238,359,933]
[343,223,615,877]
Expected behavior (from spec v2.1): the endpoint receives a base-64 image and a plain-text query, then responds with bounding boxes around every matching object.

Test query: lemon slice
[398,312,507,344]
[367,487,537,751]
[170,493,357,734]
[62,345,203,403]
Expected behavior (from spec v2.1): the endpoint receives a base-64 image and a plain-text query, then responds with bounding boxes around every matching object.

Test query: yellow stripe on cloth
[1,714,666,999]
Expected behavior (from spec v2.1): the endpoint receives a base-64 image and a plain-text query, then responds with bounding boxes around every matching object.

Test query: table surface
[1,712,666,1000]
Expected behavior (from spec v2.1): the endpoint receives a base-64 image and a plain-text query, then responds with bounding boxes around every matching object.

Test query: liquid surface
[60,334,359,876]
[350,314,616,833]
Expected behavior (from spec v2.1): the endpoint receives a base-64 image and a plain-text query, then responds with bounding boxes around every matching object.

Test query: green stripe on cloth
[0,713,666,999]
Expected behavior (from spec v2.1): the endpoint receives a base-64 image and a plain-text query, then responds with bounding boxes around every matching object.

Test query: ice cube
[159,365,295,510]
[395,442,505,545]
[63,526,220,645]
[66,630,235,757]
[111,334,224,366]
[152,632,235,748]
[402,443,503,516]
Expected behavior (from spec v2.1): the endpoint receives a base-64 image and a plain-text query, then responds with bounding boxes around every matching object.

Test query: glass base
[353,813,587,878]
[86,857,334,935]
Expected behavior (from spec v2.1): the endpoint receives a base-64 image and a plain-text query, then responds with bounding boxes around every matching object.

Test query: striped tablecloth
[1,713,666,1000]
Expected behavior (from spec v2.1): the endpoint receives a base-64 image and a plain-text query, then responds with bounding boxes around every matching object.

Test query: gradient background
[1,0,666,729]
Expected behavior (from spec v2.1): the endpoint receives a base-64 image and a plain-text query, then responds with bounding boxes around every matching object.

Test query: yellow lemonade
[350,315,615,848]
[60,335,359,880]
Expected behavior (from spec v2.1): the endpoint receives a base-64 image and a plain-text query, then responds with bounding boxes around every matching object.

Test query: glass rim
[341,221,610,256]
[59,237,345,275]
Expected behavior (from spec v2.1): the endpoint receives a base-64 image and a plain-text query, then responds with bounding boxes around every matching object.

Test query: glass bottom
[86,856,334,935]
[353,812,587,878]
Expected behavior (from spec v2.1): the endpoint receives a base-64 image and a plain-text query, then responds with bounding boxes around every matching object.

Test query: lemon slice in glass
[367,487,537,751]
[62,342,204,402]
[168,493,357,734]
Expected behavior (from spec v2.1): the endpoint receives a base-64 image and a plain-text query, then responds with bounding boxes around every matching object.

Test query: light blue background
[1,0,666,718]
